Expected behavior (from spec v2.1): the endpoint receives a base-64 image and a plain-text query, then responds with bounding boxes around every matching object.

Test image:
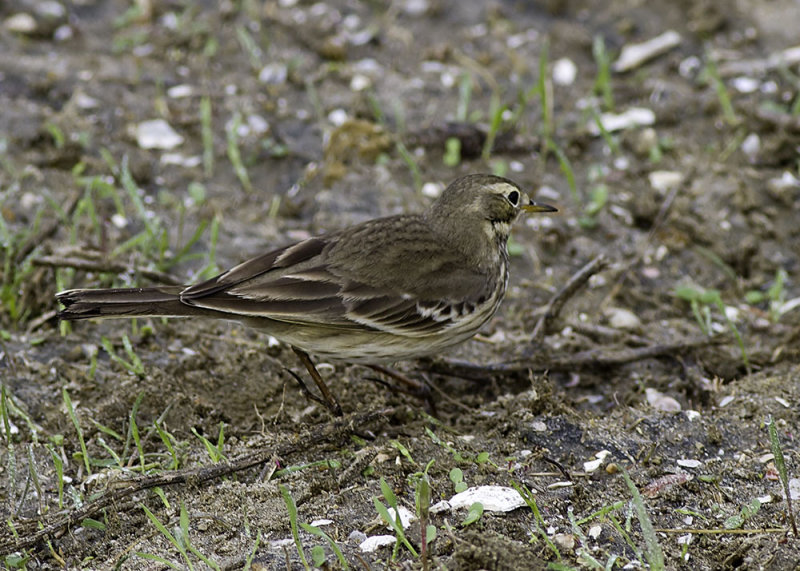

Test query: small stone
[552,58,577,86]
[605,307,641,330]
[167,84,194,98]
[731,77,760,94]
[135,119,184,150]
[350,74,371,91]
[4,13,37,33]
[645,388,681,412]
[327,109,348,126]
[553,533,576,550]
[259,63,288,85]
[589,107,655,134]
[648,170,684,193]
[740,133,760,161]
[421,182,443,198]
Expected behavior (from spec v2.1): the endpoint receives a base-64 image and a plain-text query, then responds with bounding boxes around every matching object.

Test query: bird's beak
[522,199,558,214]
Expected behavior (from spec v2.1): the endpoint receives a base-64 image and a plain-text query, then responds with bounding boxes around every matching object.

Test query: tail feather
[57,286,208,320]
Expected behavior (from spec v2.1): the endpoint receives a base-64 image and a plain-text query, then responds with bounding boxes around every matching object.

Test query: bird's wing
[179,227,492,336]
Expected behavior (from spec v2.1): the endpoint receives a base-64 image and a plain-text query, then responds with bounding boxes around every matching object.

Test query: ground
[1,0,799,569]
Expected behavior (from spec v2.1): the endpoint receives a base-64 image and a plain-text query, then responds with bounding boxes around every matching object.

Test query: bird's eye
[507,190,520,205]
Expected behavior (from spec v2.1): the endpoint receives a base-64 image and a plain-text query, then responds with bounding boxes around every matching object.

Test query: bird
[57,174,557,414]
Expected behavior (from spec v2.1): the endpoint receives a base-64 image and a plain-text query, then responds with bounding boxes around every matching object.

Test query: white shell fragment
[613,30,682,73]
[385,506,415,530]
[135,119,184,150]
[677,459,702,469]
[589,107,655,134]
[359,535,396,553]
[449,486,526,513]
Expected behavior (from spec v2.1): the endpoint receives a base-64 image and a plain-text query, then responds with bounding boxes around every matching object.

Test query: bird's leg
[291,346,343,416]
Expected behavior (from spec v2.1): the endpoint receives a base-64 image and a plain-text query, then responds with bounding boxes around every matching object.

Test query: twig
[0,409,389,553]
[32,256,182,285]
[531,255,609,340]
[14,192,81,264]
[425,336,726,381]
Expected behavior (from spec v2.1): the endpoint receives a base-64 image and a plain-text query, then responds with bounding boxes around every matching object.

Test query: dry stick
[32,256,182,285]
[426,336,726,381]
[0,409,388,553]
[531,254,610,340]
[14,191,82,264]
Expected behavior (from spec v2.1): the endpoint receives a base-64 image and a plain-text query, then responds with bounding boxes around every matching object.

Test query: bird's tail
[57,286,207,320]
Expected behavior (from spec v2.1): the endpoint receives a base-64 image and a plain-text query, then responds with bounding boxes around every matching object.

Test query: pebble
[645,388,681,412]
[4,13,37,33]
[740,133,760,161]
[589,107,655,134]
[605,307,642,329]
[135,119,184,150]
[648,170,684,193]
[552,58,577,86]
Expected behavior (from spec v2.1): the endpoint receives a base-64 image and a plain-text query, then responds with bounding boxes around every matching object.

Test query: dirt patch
[1,0,799,569]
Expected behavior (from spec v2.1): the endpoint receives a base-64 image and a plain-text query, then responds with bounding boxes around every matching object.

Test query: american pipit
[57,174,557,414]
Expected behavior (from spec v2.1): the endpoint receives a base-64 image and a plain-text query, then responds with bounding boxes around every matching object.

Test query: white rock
[4,13,37,33]
[645,388,681,412]
[135,119,184,150]
[648,170,684,193]
[421,182,443,198]
[310,519,333,526]
[553,533,575,550]
[589,107,655,134]
[359,535,396,552]
[37,1,66,18]
[605,307,641,330]
[160,153,202,168]
[731,77,760,94]
[167,84,194,98]
[403,0,430,17]
[740,133,760,161]
[449,486,525,512]
[350,74,371,91]
[614,30,682,73]
[259,63,288,85]
[327,108,348,126]
[552,58,577,86]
